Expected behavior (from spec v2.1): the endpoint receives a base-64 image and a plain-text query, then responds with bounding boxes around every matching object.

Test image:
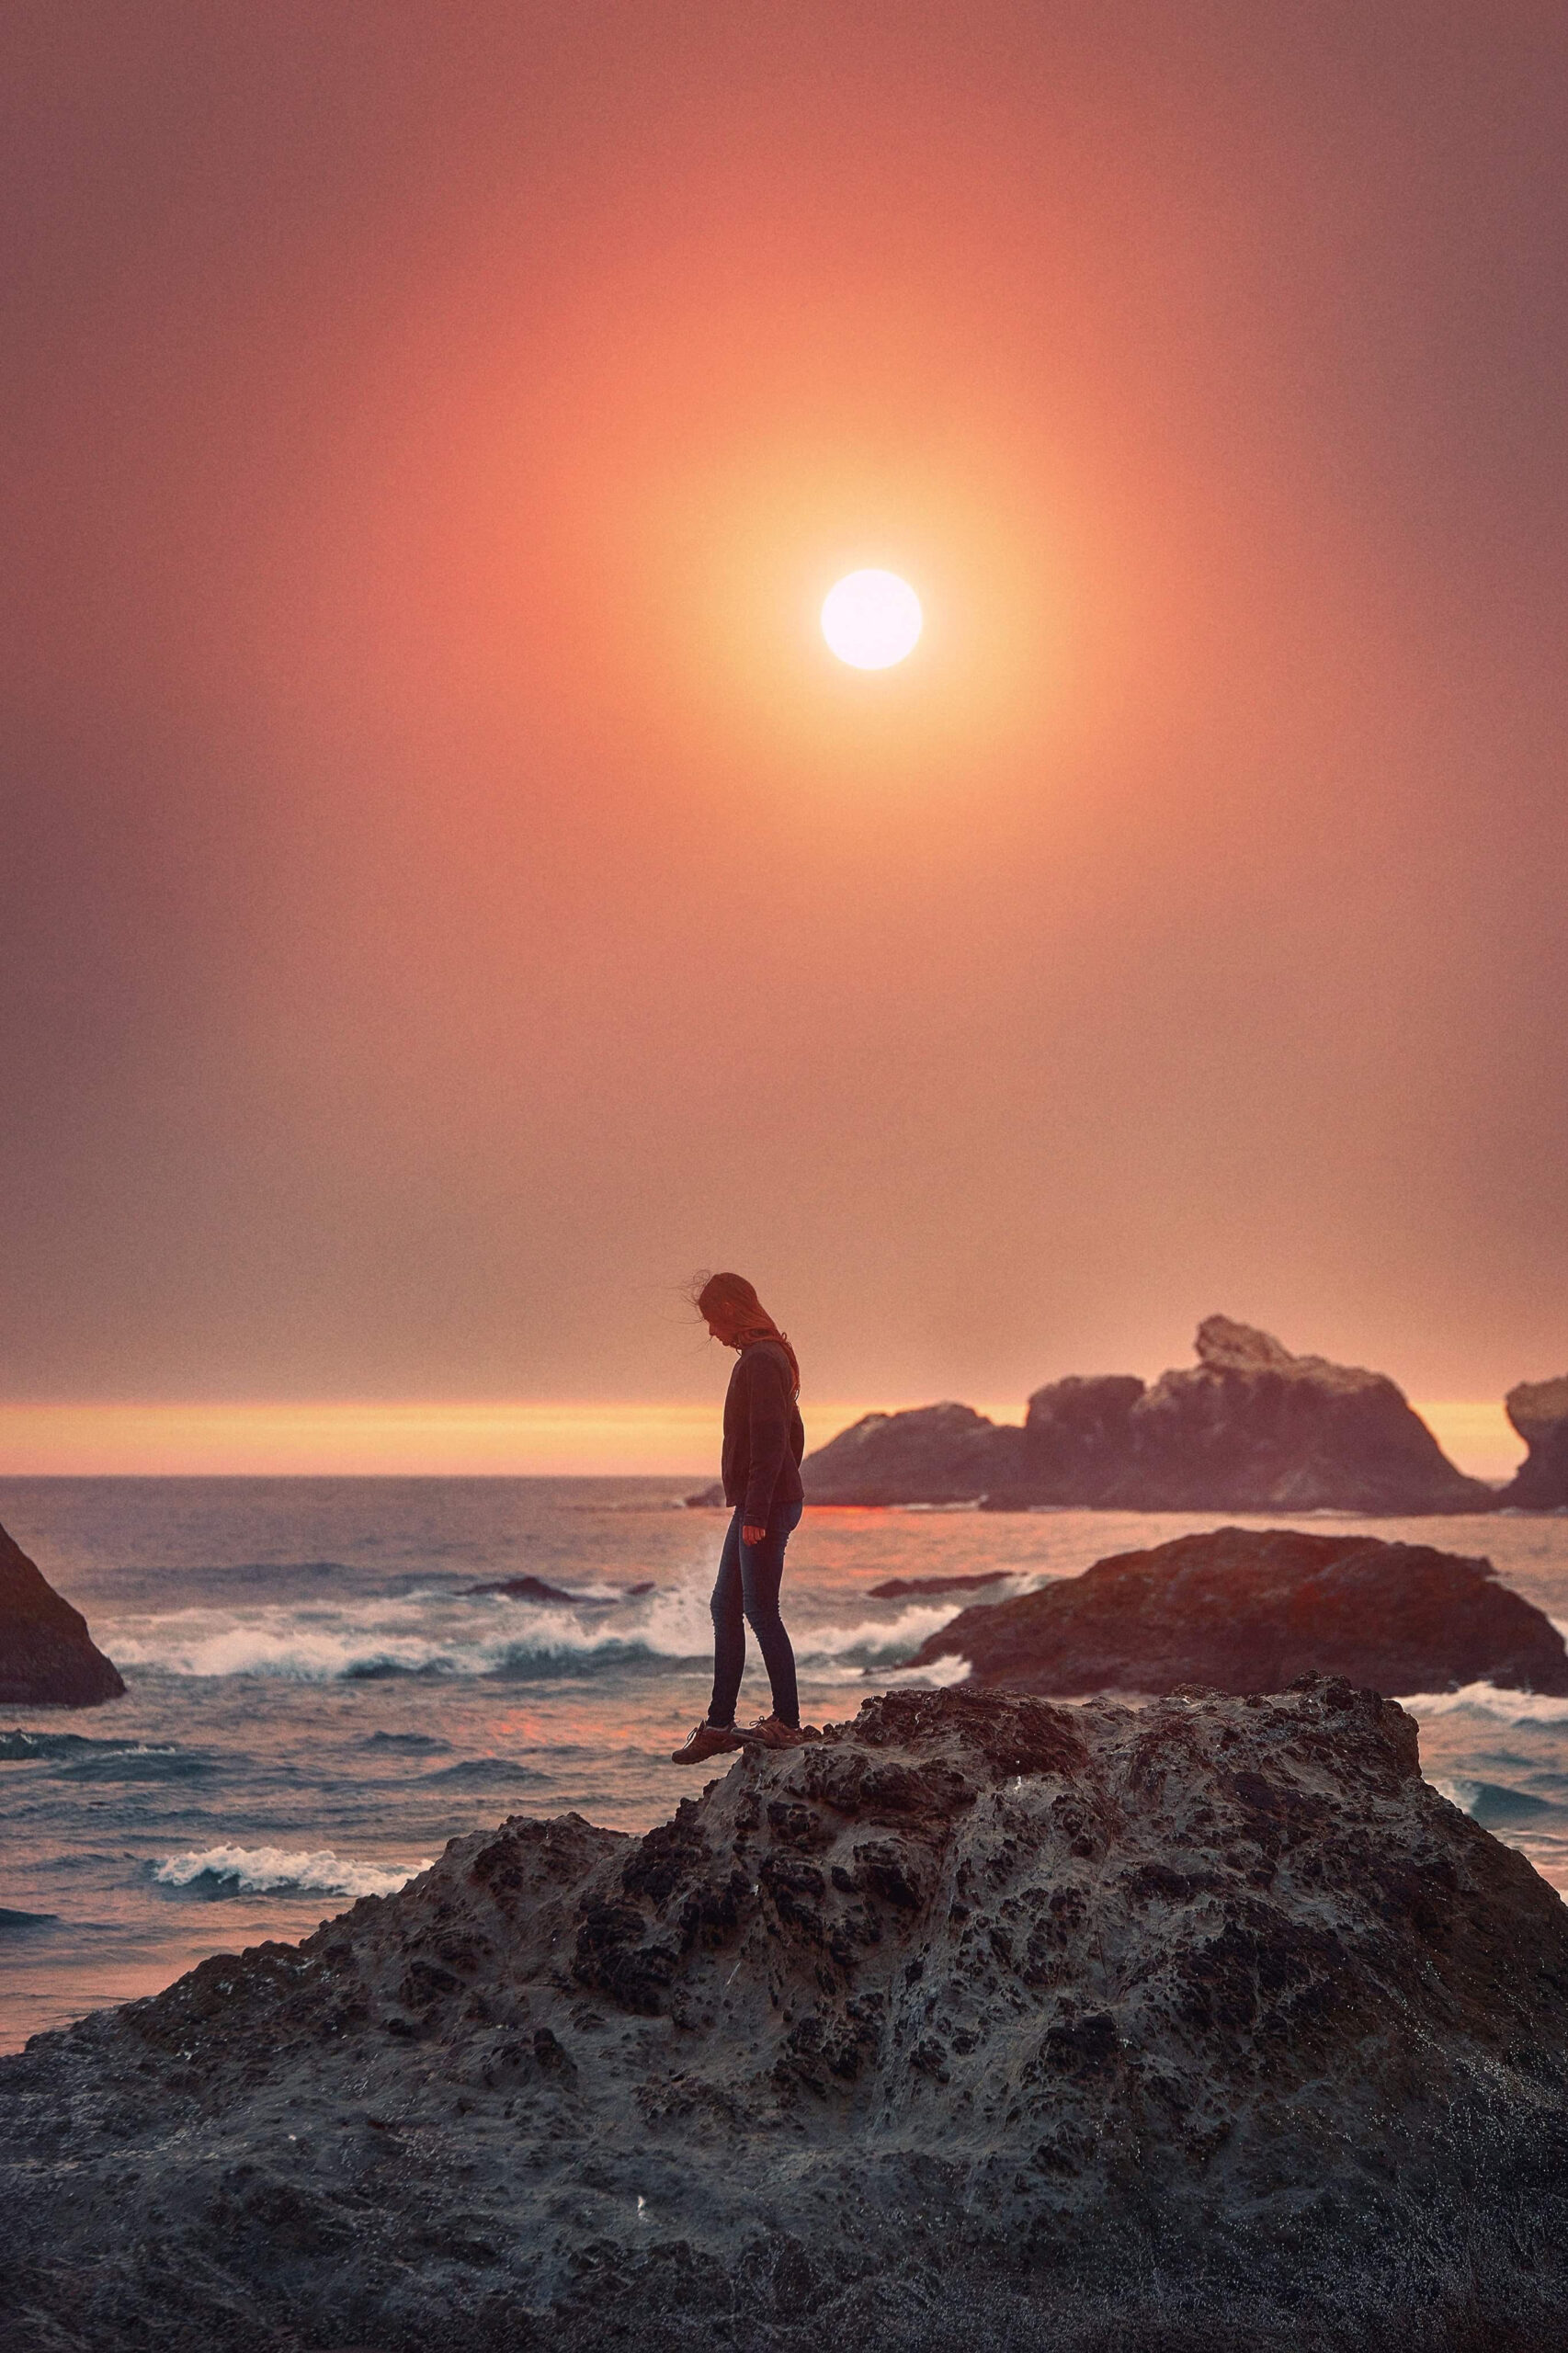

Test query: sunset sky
[4,5,1566,1473]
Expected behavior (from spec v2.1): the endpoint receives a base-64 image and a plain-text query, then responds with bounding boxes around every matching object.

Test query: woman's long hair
[691,1271,801,1396]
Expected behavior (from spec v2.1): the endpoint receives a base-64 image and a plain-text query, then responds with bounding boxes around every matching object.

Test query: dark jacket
[722,1340,805,1527]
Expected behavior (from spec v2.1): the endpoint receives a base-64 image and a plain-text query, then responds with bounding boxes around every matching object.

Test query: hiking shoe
[737,1715,814,1750]
[671,1721,744,1766]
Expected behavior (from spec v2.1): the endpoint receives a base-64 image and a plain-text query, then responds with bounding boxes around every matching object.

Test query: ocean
[3,1475,1566,2053]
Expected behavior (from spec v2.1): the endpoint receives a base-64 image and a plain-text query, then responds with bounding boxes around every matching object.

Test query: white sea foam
[104,1580,962,1681]
[1401,1682,1568,1724]
[794,1603,961,1662]
[152,1843,430,1899]
[880,1651,972,1688]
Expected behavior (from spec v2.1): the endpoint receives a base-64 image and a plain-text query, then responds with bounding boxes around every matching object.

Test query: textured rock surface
[908,1526,1568,1698]
[0,1518,124,1709]
[5,1683,1568,2351]
[800,1318,1494,1513]
[1500,1374,1568,1509]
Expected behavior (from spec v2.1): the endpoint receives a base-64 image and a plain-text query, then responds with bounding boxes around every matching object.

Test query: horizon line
[0,1396,1524,1482]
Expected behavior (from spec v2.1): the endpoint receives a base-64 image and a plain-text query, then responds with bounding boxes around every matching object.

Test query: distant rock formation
[905,1525,1568,1697]
[0,1519,124,1709]
[801,1317,1495,1513]
[6,1683,1568,2350]
[801,1400,1027,1507]
[1500,1374,1568,1508]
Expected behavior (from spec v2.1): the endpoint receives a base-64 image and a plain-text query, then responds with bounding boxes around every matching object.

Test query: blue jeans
[708,1499,802,1729]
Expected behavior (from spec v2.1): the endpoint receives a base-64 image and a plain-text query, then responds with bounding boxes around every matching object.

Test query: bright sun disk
[821,570,923,669]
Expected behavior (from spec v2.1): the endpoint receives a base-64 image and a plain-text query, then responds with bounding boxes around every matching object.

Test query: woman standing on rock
[672,1272,811,1765]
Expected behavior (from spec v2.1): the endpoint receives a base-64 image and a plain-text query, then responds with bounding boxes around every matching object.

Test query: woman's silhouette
[672,1272,812,1764]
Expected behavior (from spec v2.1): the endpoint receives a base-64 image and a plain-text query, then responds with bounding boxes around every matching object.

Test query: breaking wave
[0,1730,207,1779]
[1429,1776,1557,1827]
[1401,1683,1568,1725]
[103,1585,964,1683]
[151,1844,430,1900]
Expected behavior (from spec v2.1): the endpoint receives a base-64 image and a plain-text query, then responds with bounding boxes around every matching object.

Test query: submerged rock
[0,1518,124,1709]
[1500,1374,1568,1508]
[906,1524,1568,1697]
[5,1682,1568,2351]
[801,1318,1494,1513]
[463,1573,588,1604]
[868,1570,1012,1599]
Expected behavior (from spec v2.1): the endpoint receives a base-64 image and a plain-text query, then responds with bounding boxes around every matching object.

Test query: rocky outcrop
[0,1518,124,1708]
[5,1682,1568,2351]
[1500,1374,1568,1508]
[799,1400,1026,1506]
[801,1318,1494,1512]
[907,1525,1568,1697]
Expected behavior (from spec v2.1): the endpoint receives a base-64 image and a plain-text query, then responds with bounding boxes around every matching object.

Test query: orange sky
[4,4,1566,1436]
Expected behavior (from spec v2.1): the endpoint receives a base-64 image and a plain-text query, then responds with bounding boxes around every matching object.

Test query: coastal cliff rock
[907,1525,1568,1698]
[5,1683,1568,2351]
[0,1518,124,1709]
[801,1318,1494,1513]
[1500,1374,1568,1508]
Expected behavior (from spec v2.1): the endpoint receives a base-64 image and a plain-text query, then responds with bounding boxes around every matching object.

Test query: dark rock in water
[868,1571,1012,1600]
[463,1573,587,1604]
[906,1524,1568,1697]
[0,1518,124,1709]
[802,1317,1494,1513]
[683,1483,726,1506]
[5,1683,1568,2351]
[1500,1374,1568,1508]
[802,1400,1026,1505]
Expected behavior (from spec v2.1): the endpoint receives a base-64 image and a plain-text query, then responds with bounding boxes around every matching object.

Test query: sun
[821,570,923,669]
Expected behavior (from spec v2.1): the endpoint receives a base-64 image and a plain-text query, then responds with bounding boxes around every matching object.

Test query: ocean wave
[880,1652,972,1689]
[422,1756,553,1787]
[0,1906,59,1932]
[0,1730,190,1770]
[793,1604,963,1663]
[3,1730,110,1762]
[104,1582,965,1683]
[151,1843,430,1900]
[59,1746,215,1782]
[1401,1683,1568,1725]
[1429,1776,1557,1827]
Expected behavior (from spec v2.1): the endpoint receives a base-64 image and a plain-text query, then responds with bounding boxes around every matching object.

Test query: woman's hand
[743,1523,766,1547]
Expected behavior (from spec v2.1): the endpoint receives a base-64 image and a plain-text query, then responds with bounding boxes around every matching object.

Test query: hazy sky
[5,2,1566,1418]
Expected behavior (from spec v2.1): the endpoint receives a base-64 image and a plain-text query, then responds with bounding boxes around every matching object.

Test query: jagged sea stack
[799,1316,1495,1512]
[5,1684,1568,2350]
[1500,1374,1568,1508]
[0,1518,124,1708]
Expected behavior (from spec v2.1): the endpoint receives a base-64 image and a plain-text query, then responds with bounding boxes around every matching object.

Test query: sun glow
[821,569,924,668]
